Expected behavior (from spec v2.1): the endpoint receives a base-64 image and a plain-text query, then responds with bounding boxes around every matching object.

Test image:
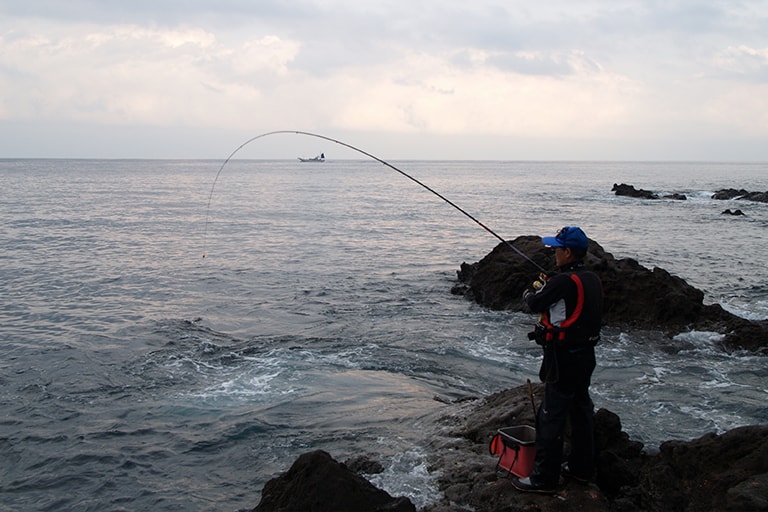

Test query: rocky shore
[253,384,768,512]
[252,238,767,511]
[419,384,768,512]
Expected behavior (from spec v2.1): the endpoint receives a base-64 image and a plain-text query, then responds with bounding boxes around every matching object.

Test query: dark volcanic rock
[251,387,768,512]
[712,188,749,200]
[344,454,386,475]
[740,191,768,203]
[612,183,659,199]
[253,450,415,512]
[421,384,768,512]
[718,318,768,353]
[453,236,768,353]
[638,425,768,511]
[421,386,635,512]
[611,184,686,201]
[713,188,768,203]
[454,237,708,329]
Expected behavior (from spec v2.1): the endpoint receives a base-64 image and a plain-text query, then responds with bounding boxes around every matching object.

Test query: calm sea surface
[1,158,767,510]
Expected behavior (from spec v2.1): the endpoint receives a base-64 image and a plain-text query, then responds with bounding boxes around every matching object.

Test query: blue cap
[541,226,588,250]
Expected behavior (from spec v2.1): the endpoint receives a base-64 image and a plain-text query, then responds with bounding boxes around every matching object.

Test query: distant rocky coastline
[711,188,768,202]
[612,183,768,205]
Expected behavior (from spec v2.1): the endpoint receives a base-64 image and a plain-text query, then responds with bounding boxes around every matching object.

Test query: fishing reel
[532,273,548,291]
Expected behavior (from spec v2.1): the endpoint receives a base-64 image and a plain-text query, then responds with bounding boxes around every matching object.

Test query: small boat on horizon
[298,152,325,162]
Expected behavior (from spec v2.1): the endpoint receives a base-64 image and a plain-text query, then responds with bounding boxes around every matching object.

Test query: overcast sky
[1,1,767,160]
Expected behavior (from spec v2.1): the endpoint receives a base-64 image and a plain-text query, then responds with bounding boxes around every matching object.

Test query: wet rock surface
[420,385,768,512]
[451,236,768,354]
[253,385,768,512]
[253,449,416,512]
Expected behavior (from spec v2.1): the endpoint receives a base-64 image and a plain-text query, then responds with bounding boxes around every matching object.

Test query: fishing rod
[203,130,548,274]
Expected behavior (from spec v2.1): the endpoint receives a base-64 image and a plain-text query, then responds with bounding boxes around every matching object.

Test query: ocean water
[1,157,767,511]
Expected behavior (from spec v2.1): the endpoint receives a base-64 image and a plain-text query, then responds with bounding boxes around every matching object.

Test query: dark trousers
[532,347,596,485]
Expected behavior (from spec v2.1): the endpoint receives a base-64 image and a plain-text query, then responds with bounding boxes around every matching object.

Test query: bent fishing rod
[203,130,548,275]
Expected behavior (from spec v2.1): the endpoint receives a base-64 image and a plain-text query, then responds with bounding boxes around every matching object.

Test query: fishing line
[202,130,548,274]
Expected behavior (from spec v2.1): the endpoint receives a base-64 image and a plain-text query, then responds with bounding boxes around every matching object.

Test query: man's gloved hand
[523,273,549,302]
[524,274,548,301]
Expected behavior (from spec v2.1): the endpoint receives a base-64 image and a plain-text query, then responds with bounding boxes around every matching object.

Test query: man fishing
[512,226,603,493]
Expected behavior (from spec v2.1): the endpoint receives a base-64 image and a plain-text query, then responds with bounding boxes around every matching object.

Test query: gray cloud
[1,0,767,159]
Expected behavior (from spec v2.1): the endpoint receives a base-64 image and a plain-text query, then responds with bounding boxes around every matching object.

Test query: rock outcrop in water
[252,384,768,512]
[253,449,416,512]
[450,236,768,354]
[612,183,659,199]
[611,183,687,200]
[712,188,768,203]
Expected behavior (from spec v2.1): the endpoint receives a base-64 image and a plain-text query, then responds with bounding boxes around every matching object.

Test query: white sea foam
[366,446,441,509]
[720,297,768,321]
[673,330,726,350]
[191,370,289,401]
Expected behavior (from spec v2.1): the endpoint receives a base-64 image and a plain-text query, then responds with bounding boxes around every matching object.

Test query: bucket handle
[489,433,521,475]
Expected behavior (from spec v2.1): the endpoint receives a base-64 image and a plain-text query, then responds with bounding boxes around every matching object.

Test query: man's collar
[559,260,585,272]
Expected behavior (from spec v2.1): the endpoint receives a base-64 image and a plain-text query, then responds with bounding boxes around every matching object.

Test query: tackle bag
[489,425,536,478]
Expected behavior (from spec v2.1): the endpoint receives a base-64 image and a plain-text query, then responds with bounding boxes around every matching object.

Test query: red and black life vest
[537,272,602,347]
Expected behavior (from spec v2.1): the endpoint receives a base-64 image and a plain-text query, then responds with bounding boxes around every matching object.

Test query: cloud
[0,23,301,125]
[712,45,768,79]
[1,1,767,159]
[328,47,638,139]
